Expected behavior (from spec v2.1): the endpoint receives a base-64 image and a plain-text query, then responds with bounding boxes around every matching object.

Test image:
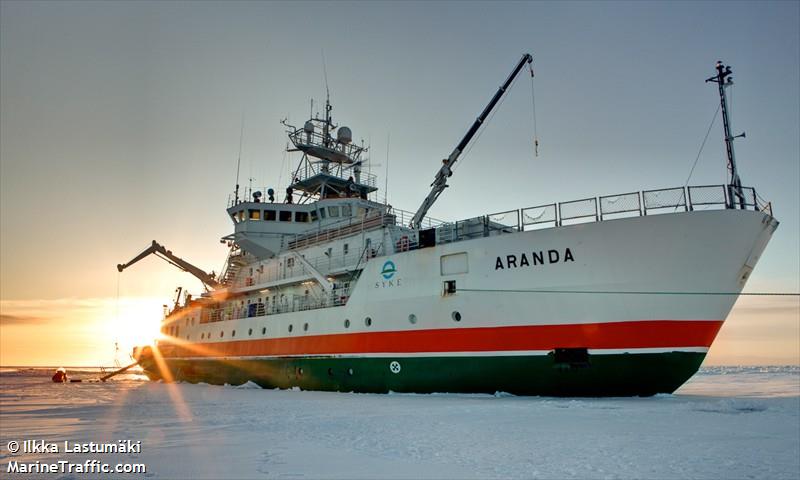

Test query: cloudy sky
[1,1,798,365]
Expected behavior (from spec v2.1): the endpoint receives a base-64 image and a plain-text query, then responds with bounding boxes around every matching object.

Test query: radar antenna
[410,53,534,229]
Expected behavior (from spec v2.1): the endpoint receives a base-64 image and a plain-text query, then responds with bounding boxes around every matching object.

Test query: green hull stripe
[141,351,705,397]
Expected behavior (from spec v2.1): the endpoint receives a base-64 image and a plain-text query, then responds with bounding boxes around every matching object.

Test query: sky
[1,1,798,366]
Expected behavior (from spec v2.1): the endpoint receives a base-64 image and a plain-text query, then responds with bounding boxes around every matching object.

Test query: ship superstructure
[126,56,778,396]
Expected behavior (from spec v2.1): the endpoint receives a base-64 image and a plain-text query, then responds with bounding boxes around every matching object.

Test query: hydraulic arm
[117,240,220,290]
[409,53,533,229]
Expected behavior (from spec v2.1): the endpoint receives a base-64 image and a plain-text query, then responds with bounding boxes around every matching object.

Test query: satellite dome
[337,126,352,144]
[303,121,315,134]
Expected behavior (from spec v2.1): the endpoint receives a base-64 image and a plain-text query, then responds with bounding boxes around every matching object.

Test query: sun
[102,297,166,359]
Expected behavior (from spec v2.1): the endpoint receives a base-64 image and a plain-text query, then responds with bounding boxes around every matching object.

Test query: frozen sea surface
[1,366,798,479]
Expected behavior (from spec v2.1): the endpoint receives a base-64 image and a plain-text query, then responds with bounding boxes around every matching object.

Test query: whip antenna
[530,63,539,157]
[233,112,244,204]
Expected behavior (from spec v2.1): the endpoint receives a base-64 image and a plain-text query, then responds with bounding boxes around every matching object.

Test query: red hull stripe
[160,320,724,358]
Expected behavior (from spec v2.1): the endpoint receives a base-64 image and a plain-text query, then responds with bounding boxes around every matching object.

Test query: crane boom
[117,240,220,290]
[409,53,533,229]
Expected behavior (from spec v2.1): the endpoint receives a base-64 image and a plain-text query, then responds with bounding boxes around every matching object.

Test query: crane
[117,240,220,290]
[409,53,533,230]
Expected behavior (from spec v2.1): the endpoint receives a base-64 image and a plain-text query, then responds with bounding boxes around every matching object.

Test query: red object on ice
[52,368,67,383]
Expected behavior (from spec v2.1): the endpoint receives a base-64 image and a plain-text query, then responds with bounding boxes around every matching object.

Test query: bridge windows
[310,210,319,222]
[342,204,352,217]
[249,209,261,220]
[295,211,309,222]
[264,209,277,221]
[279,211,292,222]
[328,206,340,218]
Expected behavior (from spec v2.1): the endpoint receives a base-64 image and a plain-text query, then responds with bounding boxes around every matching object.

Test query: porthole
[344,319,351,328]
[452,311,462,322]
[327,368,334,376]
[220,331,224,338]
[347,368,354,376]
[201,333,204,339]
[303,322,309,331]
[232,330,236,337]
[288,324,293,333]
[408,314,417,324]
[248,328,253,336]
[365,317,372,327]
[262,327,266,335]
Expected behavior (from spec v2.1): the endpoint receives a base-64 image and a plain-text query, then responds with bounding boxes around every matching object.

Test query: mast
[706,61,745,209]
[410,53,533,229]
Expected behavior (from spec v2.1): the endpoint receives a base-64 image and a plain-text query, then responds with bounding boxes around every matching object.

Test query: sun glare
[102,297,165,360]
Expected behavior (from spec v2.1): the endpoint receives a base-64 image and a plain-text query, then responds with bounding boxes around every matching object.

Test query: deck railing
[433,184,770,244]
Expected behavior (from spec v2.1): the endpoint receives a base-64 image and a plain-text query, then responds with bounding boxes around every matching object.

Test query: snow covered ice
[1,367,798,479]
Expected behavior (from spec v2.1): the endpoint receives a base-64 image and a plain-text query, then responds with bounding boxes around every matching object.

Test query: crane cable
[454,65,526,173]
[530,63,539,157]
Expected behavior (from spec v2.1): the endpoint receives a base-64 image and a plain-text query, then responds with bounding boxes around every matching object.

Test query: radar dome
[337,126,352,144]
[303,121,315,134]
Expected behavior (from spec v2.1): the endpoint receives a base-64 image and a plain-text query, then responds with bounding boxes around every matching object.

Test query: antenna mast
[409,53,533,229]
[706,61,745,209]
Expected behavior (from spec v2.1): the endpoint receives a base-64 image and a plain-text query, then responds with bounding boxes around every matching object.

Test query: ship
[124,55,778,396]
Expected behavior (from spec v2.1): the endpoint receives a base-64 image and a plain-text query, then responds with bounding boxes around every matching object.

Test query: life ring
[396,235,410,252]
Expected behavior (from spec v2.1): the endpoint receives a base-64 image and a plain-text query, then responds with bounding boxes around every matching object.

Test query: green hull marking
[141,352,705,397]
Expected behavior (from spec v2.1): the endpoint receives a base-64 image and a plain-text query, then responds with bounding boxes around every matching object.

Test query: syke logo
[381,260,397,280]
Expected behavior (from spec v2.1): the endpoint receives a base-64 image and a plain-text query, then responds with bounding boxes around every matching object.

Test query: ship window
[295,211,309,222]
[365,317,372,327]
[409,314,417,324]
[237,210,245,222]
[452,311,462,322]
[288,324,293,333]
[231,212,239,224]
[348,368,354,376]
[343,243,349,255]
[344,319,350,328]
[328,206,340,217]
[249,209,261,220]
[303,322,309,331]
[232,330,236,337]
[310,210,319,222]
[342,204,352,217]
[279,211,292,222]
[264,209,276,221]
[248,328,253,336]
[220,331,224,338]
[319,208,326,219]
[286,257,295,268]
[262,327,266,335]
